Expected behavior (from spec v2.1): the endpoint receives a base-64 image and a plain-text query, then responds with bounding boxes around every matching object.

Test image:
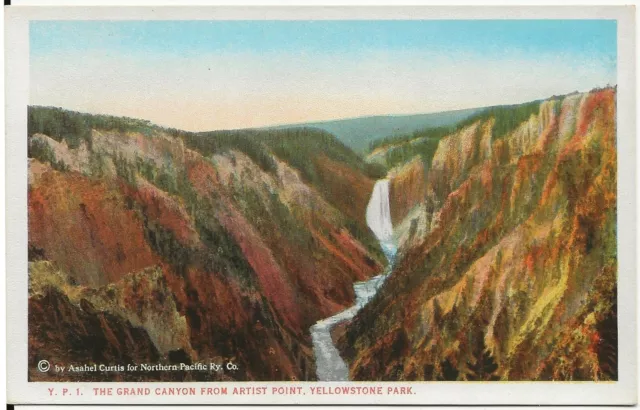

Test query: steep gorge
[26,86,618,383]
[338,88,618,381]
[311,178,398,381]
[27,109,385,381]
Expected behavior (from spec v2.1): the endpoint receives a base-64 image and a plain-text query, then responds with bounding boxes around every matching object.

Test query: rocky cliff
[27,108,384,381]
[339,88,617,381]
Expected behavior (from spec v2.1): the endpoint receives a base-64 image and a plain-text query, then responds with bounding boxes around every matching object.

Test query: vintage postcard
[5,5,637,406]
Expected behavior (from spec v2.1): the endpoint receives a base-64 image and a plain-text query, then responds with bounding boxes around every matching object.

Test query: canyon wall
[27,111,384,381]
[339,88,618,381]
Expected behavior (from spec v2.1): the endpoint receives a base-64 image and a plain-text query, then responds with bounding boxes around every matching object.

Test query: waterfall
[310,178,398,381]
[366,179,393,241]
[366,179,396,263]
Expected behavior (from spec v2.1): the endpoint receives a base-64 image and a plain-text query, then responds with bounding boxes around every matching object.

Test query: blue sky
[31,20,616,57]
[30,20,617,131]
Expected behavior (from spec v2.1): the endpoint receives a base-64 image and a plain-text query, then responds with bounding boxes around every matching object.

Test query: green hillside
[263,108,481,154]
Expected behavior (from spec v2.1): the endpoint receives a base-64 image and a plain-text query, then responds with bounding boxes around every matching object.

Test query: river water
[310,179,397,381]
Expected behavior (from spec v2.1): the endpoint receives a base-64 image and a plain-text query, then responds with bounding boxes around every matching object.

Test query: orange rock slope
[27,111,384,381]
[339,88,618,381]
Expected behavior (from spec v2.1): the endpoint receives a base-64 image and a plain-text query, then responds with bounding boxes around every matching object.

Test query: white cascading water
[365,179,397,264]
[366,179,393,241]
[310,179,397,381]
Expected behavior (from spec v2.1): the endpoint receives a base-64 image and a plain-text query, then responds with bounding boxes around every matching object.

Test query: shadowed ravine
[310,179,397,381]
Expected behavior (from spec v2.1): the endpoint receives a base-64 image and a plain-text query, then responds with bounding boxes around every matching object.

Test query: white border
[5,6,637,405]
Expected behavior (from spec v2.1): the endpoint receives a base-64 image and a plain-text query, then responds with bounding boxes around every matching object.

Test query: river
[310,179,397,381]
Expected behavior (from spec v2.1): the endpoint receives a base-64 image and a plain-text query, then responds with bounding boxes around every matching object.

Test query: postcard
[5,5,637,405]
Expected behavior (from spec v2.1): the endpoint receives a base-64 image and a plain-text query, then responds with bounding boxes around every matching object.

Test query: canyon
[27,111,386,381]
[311,179,397,381]
[27,86,617,381]
[338,87,618,381]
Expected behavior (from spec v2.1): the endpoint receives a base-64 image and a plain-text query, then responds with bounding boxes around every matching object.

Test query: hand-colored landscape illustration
[27,20,617,382]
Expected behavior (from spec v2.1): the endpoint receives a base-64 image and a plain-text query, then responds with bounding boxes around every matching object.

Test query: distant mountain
[265,108,482,154]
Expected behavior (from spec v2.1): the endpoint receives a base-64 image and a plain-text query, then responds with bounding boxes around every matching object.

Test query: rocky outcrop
[388,157,427,227]
[28,284,162,382]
